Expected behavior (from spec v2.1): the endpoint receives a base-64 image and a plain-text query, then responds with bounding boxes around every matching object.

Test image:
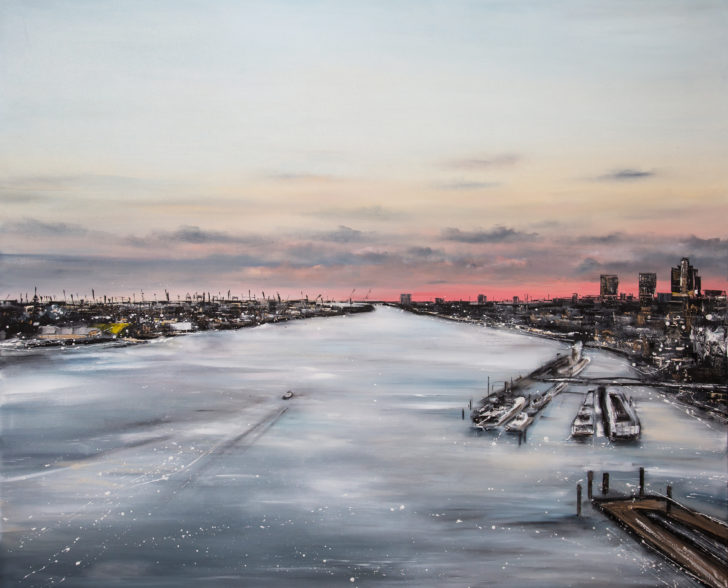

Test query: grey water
[1,306,725,587]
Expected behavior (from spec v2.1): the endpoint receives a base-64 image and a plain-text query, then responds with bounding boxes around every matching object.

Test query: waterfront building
[400,293,412,306]
[600,274,619,299]
[477,294,487,304]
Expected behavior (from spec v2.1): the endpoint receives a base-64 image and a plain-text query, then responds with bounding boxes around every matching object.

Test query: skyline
[1,1,727,299]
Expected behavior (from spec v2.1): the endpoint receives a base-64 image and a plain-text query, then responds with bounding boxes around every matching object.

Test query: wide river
[1,306,725,587]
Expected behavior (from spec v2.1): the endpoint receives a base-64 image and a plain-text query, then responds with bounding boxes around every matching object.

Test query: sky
[1,0,726,301]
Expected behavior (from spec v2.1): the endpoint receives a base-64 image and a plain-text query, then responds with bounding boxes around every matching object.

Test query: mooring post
[518,431,522,446]
[469,398,472,410]
[576,484,582,517]
[639,467,645,497]
[587,470,594,499]
[461,408,465,420]
[666,485,672,515]
[602,472,609,495]
[523,428,527,443]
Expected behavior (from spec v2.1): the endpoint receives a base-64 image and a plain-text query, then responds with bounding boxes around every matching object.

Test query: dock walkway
[583,471,728,588]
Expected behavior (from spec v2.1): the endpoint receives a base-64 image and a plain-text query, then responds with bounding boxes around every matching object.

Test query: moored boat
[570,390,595,438]
[569,356,591,376]
[555,342,591,377]
[599,386,641,440]
[526,382,568,416]
[474,396,526,430]
[505,411,533,432]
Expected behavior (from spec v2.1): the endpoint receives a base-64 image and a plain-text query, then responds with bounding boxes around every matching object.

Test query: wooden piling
[639,467,645,497]
[587,470,593,499]
[461,408,465,420]
[518,431,522,446]
[523,428,527,443]
[576,483,582,517]
[602,472,609,495]
[666,485,672,515]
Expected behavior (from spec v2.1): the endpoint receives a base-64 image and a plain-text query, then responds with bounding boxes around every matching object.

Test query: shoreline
[397,305,728,424]
[0,304,374,354]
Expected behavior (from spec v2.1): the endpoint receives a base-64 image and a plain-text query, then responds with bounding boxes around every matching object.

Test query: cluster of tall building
[600,257,702,305]
[400,257,709,306]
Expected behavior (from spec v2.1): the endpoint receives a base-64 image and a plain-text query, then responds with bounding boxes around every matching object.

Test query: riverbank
[0,302,374,352]
[398,304,728,423]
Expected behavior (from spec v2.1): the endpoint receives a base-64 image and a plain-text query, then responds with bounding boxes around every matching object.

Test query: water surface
[1,306,725,586]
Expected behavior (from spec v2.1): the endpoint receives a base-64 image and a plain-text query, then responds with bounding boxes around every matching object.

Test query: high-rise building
[400,293,412,305]
[600,274,619,299]
[670,257,701,299]
[638,272,657,307]
[477,294,487,304]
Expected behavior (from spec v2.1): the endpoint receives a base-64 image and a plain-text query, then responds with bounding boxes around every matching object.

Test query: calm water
[1,306,725,587]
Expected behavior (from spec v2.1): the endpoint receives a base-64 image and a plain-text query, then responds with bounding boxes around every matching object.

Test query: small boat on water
[554,342,591,377]
[571,390,595,438]
[527,392,548,416]
[474,396,526,430]
[569,356,591,376]
[599,386,640,440]
[526,382,568,416]
[505,411,533,432]
[555,355,590,377]
[282,390,294,400]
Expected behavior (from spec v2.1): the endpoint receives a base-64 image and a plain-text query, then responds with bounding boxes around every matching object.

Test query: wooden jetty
[578,469,728,588]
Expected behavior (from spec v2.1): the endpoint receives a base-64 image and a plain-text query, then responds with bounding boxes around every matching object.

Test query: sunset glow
[1,1,726,300]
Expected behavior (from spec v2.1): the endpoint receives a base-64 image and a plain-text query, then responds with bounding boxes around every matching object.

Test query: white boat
[505,410,533,432]
[475,396,527,430]
[570,390,595,438]
[556,355,591,377]
[526,392,548,416]
[569,356,591,376]
[555,342,590,377]
[526,382,567,416]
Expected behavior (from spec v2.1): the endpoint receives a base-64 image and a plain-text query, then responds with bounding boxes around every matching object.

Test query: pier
[578,469,728,588]
[471,344,587,432]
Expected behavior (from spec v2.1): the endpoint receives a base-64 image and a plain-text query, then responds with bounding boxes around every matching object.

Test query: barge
[598,385,641,440]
